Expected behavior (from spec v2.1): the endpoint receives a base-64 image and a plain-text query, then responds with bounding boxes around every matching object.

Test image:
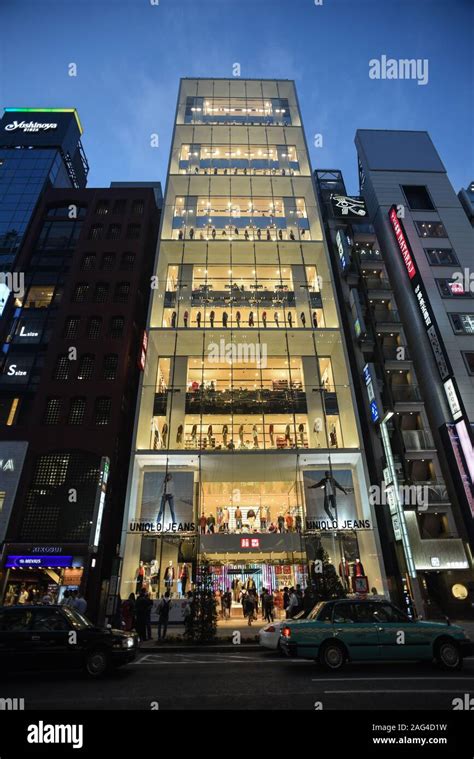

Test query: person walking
[157,591,172,641]
[244,592,255,626]
[72,591,87,615]
[264,591,274,623]
[122,593,136,631]
[134,589,150,641]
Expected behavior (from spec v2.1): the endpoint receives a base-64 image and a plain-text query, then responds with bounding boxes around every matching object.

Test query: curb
[138,644,262,654]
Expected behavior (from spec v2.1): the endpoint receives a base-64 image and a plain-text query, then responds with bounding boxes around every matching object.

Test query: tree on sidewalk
[184,560,217,643]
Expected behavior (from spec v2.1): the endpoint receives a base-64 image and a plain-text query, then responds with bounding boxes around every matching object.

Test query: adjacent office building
[119,79,387,610]
[0,109,88,276]
[316,130,474,617]
[458,181,474,227]
[0,184,161,615]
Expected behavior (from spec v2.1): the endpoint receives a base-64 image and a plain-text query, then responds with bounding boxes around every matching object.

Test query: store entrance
[208,558,308,621]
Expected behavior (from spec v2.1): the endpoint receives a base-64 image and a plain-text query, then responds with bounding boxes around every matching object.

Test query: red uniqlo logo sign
[389,206,417,280]
[240,538,260,548]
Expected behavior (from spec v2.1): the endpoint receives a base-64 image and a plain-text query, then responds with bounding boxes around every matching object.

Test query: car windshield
[62,607,93,630]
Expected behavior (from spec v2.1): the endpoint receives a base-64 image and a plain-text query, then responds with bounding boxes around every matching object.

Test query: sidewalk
[139,616,269,651]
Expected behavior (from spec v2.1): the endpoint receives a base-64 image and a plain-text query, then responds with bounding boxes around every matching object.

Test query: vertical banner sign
[388,205,474,490]
[90,457,110,549]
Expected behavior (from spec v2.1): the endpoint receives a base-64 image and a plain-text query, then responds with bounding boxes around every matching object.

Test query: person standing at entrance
[157,473,177,525]
[244,592,255,626]
[157,591,171,641]
[264,590,274,623]
[135,589,151,641]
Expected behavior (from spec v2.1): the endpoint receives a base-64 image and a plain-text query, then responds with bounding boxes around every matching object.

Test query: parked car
[0,605,138,677]
[280,599,473,671]
[259,611,306,651]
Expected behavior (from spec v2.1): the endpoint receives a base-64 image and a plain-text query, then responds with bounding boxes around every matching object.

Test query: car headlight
[122,637,135,649]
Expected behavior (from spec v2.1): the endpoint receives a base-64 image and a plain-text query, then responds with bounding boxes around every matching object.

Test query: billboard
[0,442,28,542]
[128,471,195,533]
[303,469,371,531]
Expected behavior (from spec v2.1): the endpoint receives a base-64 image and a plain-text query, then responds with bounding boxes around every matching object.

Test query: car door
[0,608,34,668]
[333,602,380,661]
[30,608,79,669]
[374,602,432,661]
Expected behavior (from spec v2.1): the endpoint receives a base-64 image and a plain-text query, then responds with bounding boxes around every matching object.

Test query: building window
[63,317,80,339]
[43,398,62,425]
[23,286,55,309]
[120,252,136,270]
[103,354,118,380]
[401,185,435,211]
[107,224,121,240]
[87,317,102,339]
[101,253,115,270]
[126,224,141,240]
[113,199,126,215]
[95,200,109,216]
[72,284,90,303]
[109,316,125,338]
[68,397,86,425]
[114,282,130,303]
[88,224,103,241]
[132,199,144,216]
[94,283,109,303]
[449,313,474,334]
[81,254,96,271]
[436,278,470,298]
[415,220,448,239]
[425,248,459,266]
[462,352,474,375]
[77,354,95,380]
[94,397,111,426]
[53,355,70,380]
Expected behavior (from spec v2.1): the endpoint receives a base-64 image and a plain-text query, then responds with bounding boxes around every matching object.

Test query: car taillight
[282,626,291,638]
[265,625,275,633]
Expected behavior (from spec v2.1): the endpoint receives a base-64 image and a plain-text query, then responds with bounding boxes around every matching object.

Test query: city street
[2,650,474,711]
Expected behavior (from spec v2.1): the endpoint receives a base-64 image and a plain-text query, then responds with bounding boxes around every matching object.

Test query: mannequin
[285,424,291,446]
[207,425,213,446]
[222,424,228,447]
[298,422,305,447]
[353,558,365,577]
[222,506,230,531]
[313,419,321,448]
[269,423,275,447]
[150,559,160,591]
[252,425,259,448]
[191,424,197,447]
[164,561,175,592]
[235,506,243,531]
[338,556,351,590]
[135,561,145,594]
[232,577,242,602]
[246,576,256,591]
[330,424,337,448]
[176,424,183,447]
[161,422,168,449]
[238,425,244,448]
[180,563,189,596]
[247,508,256,530]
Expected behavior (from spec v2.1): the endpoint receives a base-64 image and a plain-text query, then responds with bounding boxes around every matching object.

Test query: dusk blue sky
[1,0,472,194]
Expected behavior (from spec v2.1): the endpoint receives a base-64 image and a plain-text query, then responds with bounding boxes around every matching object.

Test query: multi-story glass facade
[119,80,387,608]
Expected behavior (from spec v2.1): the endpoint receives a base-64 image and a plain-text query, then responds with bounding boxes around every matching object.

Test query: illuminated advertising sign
[335,229,350,270]
[5,555,73,568]
[388,206,417,280]
[363,363,380,423]
[240,537,260,549]
[90,457,110,549]
[330,194,367,220]
[139,331,148,371]
[444,379,463,421]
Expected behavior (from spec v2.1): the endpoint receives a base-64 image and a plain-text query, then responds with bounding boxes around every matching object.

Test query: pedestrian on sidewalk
[244,592,255,626]
[135,588,151,641]
[157,591,172,641]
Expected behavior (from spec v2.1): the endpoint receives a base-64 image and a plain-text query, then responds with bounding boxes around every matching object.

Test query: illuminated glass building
[119,79,387,609]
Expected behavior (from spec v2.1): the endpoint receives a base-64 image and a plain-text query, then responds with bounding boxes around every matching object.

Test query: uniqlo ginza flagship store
[119,451,387,614]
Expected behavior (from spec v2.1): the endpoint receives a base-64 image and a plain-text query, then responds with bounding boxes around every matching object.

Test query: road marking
[312,676,474,682]
[324,689,474,694]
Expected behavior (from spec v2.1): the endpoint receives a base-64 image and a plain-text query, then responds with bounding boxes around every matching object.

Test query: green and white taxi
[280,598,473,671]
